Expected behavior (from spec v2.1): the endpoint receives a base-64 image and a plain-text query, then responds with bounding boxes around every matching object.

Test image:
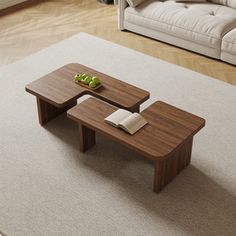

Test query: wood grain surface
[36,97,77,125]
[154,137,193,192]
[25,63,150,111]
[67,97,205,160]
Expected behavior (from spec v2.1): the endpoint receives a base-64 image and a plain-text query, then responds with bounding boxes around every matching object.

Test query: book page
[104,109,132,127]
[119,113,148,135]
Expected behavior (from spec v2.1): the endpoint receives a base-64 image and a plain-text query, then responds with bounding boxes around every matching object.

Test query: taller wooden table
[25,63,149,125]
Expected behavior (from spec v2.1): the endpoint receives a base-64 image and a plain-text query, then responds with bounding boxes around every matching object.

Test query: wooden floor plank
[0,0,235,86]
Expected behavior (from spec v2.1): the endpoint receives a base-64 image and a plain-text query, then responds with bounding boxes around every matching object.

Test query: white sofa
[118,0,236,65]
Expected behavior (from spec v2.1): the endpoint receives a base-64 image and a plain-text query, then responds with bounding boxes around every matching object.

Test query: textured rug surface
[0,33,236,236]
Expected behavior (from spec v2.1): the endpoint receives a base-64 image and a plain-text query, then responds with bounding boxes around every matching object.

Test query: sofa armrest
[118,0,149,30]
[118,0,128,30]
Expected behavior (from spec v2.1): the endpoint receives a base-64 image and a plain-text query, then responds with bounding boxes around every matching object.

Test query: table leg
[79,124,96,152]
[130,105,140,113]
[153,137,193,193]
[36,97,77,125]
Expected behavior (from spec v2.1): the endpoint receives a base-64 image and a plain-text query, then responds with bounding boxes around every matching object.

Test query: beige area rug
[0,33,236,236]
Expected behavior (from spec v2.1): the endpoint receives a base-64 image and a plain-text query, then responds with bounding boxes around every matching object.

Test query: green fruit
[83,76,92,85]
[81,73,88,79]
[89,81,97,88]
[92,76,100,85]
[74,74,82,81]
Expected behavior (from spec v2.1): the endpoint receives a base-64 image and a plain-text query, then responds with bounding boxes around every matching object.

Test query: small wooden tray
[74,80,102,91]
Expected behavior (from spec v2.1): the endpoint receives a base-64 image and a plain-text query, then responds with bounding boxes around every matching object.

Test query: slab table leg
[79,124,96,152]
[36,97,77,125]
[153,137,193,193]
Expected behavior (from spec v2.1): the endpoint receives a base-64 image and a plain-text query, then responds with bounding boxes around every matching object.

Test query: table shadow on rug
[44,113,236,236]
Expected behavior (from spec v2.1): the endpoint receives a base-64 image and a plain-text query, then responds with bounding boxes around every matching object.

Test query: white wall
[0,0,27,10]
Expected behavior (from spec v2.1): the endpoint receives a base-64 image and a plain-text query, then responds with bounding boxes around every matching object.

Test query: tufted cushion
[124,0,236,49]
[208,0,236,9]
[176,0,206,2]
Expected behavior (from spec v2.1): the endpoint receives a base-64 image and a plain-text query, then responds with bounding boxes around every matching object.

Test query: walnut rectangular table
[67,98,205,193]
[25,63,149,125]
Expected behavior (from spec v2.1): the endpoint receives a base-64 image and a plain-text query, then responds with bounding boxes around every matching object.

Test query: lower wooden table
[67,98,205,193]
[25,63,149,125]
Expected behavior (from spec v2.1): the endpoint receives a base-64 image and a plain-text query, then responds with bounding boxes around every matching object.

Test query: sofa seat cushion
[124,0,236,50]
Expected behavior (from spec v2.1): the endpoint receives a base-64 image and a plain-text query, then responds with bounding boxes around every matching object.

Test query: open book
[104,109,148,135]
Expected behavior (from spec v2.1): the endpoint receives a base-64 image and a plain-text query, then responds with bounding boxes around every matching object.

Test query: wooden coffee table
[67,98,205,193]
[25,63,149,125]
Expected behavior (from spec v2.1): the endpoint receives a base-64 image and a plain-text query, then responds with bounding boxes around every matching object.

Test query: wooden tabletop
[25,63,149,110]
[67,98,205,160]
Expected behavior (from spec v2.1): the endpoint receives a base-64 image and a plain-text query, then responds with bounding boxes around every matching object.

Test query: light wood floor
[0,0,235,86]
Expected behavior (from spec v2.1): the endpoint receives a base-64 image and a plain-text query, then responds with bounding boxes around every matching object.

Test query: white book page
[104,109,132,127]
[119,113,148,135]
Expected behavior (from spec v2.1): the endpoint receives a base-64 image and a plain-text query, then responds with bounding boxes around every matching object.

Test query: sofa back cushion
[208,0,236,8]
[176,0,206,2]
[126,0,146,7]
[126,0,236,9]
